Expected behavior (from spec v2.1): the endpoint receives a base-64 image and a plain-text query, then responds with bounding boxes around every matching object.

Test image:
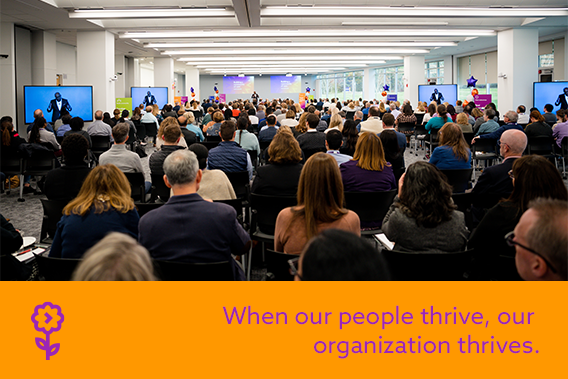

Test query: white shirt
[56,99,62,110]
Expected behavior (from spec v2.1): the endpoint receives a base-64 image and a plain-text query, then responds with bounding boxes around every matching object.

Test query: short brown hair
[286,109,296,119]
[220,120,236,141]
[162,123,181,143]
[382,113,395,126]
[112,122,130,143]
[353,132,388,171]
[306,113,319,129]
[213,111,224,123]
[268,132,302,164]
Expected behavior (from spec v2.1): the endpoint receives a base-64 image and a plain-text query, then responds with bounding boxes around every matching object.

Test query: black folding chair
[471,138,498,180]
[224,170,250,201]
[135,202,164,218]
[440,169,473,193]
[1,156,25,201]
[153,260,235,281]
[39,199,68,243]
[527,136,555,161]
[302,148,326,162]
[35,254,81,281]
[200,141,220,150]
[344,189,398,234]
[150,173,171,202]
[452,192,475,231]
[247,150,258,169]
[413,124,428,156]
[424,128,440,159]
[90,136,111,159]
[124,172,147,203]
[381,249,473,281]
[264,250,295,281]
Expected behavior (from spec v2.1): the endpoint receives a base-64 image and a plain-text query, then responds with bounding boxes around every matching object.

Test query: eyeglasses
[504,231,557,273]
[508,170,514,179]
[288,257,303,280]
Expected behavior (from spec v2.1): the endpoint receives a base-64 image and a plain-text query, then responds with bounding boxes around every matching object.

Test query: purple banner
[219,94,226,103]
[474,94,492,109]
[181,96,188,104]
[386,94,398,102]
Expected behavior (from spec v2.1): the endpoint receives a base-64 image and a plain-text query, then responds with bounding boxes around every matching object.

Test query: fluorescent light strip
[205,68,340,72]
[341,22,448,26]
[164,48,428,55]
[208,70,329,74]
[181,56,391,62]
[69,8,234,19]
[120,29,495,39]
[196,64,368,68]
[261,6,568,17]
[146,41,456,48]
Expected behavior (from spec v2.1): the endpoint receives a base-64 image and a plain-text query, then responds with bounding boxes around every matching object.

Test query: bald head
[146,106,153,112]
[34,109,43,119]
[500,129,527,156]
[95,110,103,120]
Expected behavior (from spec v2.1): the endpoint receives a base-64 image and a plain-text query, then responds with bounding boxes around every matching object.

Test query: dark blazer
[472,157,516,204]
[47,98,72,123]
[143,94,157,107]
[180,128,197,145]
[525,122,553,139]
[556,93,568,109]
[149,145,185,176]
[251,163,303,196]
[43,164,91,203]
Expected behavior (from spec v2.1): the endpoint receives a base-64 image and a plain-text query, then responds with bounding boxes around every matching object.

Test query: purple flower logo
[31,302,64,360]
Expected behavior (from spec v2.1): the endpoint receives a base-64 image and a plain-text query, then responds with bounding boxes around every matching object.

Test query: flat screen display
[270,76,301,93]
[418,84,458,107]
[131,87,168,110]
[533,81,568,113]
[222,76,254,95]
[23,86,93,124]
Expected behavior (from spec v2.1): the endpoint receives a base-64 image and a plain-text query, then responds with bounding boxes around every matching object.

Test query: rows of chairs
[1,150,57,202]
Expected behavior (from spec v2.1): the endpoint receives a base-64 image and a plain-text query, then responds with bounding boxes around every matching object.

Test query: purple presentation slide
[270,76,302,93]
[223,76,255,94]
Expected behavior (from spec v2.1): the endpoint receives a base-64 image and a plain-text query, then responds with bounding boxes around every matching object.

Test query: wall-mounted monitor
[270,75,302,93]
[24,86,93,124]
[533,81,568,113]
[131,87,168,110]
[223,76,254,95]
[418,84,458,107]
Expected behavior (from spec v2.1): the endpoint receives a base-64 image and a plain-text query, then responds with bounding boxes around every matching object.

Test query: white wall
[56,42,76,85]
[140,66,154,87]
[13,25,31,132]
[200,74,316,102]
[174,73,186,97]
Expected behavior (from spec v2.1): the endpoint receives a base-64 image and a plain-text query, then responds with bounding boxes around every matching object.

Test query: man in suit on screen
[46,92,72,123]
[143,91,157,107]
[430,88,444,105]
[554,87,568,110]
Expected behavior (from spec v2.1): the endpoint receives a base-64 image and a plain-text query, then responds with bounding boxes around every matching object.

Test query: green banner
[116,98,132,112]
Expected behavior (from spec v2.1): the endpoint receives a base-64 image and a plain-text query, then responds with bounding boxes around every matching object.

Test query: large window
[374,66,404,101]
[316,71,364,101]
[457,52,498,109]
[425,60,444,84]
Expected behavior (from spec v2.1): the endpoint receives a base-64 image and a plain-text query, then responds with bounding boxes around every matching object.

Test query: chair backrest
[344,189,398,227]
[249,124,259,134]
[150,173,171,202]
[451,192,475,230]
[35,254,81,281]
[259,140,271,152]
[56,135,65,144]
[393,166,406,182]
[302,147,326,162]
[381,249,473,280]
[24,150,56,176]
[346,111,355,120]
[397,122,415,133]
[527,136,554,155]
[415,113,425,125]
[200,141,220,150]
[224,170,250,200]
[264,250,295,281]
[250,193,297,235]
[135,202,164,218]
[0,156,24,175]
[153,260,234,281]
[247,150,258,168]
[124,172,146,202]
[206,135,222,142]
[414,124,428,136]
[462,132,474,148]
[214,198,243,219]
[90,136,111,151]
[440,169,473,193]
[472,138,498,156]
[40,199,68,242]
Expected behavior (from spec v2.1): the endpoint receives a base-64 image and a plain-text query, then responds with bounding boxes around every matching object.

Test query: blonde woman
[296,112,309,134]
[49,164,139,259]
[325,114,343,133]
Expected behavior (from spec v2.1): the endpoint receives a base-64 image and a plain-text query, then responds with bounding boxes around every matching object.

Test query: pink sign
[181,96,188,104]
[474,94,492,109]
[219,94,226,103]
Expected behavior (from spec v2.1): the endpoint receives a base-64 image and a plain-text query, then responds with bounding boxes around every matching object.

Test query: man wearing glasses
[507,198,567,281]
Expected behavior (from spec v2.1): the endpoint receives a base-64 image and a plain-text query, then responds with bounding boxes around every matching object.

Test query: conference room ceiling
[2,0,567,75]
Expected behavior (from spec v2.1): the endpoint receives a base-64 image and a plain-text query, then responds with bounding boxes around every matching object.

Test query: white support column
[154,57,174,104]
[185,67,200,102]
[0,22,16,119]
[31,30,57,85]
[77,31,115,118]
[498,28,538,114]
[443,55,454,84]
[404,55,425,106]
[115,54,126,98]
[133,58,141,87]
[364,68,375,100]
[563,31,568,81]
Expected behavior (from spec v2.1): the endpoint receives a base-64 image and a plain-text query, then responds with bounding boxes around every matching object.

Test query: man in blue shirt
[208,120,253,180]
[472,111,524,145]
[475,108,500,136]
[325,130,352,165]
[258,115,278,143]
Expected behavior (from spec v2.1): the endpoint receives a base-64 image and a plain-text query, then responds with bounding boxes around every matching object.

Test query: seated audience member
[472,111,523,145]
[325,130,352,165]
[156,117,188,150]
[140,106,160,145]
[64,117,92,148]
[1,214,23,256]
[49,165,140,259]
[353,111,363,126]
[524,110,553,139]
[395,103,417,144]
[138,150,250,279]
[553,110,568,151]
[103,112,114,127]
[324,114,343,134]
[28,117,60,151]
[0,214,37,280]
[162,104,177,119]
[87,110,113,142]
[512,198,567,281]
[471,107,484,130]
[293,229,390,281]
[44,134,91,202]
[423,103,436,124]
[248,108,259,126]
[447,104,457,122]
[359,106,383,134]
[468,155,568,278]
[475,108,500,136]
[554,109,567,129]
[258,115,278,142]
[379,130,404,179]
[251,132,302,196]
[381,113,406,153]
[275,153,360,254]
[382,162,468,253]
[149,123,185,177]
[389,103,401,118]
[280,109,299,128]
[455,100,464,114]
[456,113,473,133]
[1,115,25,157]
[175,115,198,145]
[56,114,73,137]
[258,107,281,129]
[100,123,144,173]
[187,144,235,200]
[472,130,527,215]
[425,104,450,134]
[429,123,471,170]
[206,111,225,136]
[236,115,260,155]
[517,105,530,124]
[27,109,54,133]
[72,233,156,281]
[542,104,557,125]
[297,113,327,152]
[341,119,359,156]
[256,105,266,121]
[340,132,396,192]
[110,108,121,127]
[181,112,204,142]
[207,120,253,180]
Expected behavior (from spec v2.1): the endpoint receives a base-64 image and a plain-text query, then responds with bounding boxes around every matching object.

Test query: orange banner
[1,282,566,378]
